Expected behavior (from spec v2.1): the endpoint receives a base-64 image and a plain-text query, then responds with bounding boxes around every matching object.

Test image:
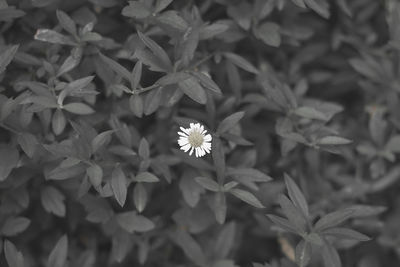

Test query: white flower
[178,123,212,157]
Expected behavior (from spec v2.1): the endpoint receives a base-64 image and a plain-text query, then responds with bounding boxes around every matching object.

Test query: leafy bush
[0,0,398,266]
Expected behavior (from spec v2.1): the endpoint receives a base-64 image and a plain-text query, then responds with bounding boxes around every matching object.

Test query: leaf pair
[267,174,370,267]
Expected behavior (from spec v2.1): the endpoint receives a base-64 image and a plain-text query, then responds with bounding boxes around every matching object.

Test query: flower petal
[178,131,188,137]
[180,127,190,135]
[178,138,189,146]
[181,143,191,152]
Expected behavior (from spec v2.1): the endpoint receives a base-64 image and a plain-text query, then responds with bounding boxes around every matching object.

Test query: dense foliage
[0,0,398,266]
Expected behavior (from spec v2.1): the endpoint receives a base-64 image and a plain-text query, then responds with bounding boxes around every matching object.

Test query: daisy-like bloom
[178,123,212,157]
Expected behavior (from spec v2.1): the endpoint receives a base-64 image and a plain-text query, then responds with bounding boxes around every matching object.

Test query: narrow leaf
[4,240,24,267]
[111,166,127,207]
[194,176,219,192]
[116,211,154,232]
[47,235,68,267]
[135,172,160,183]
[91,130,114,153]
[1,217,30,237]
[294,106,329,121]
[314,209,354,231]
[138,31,172,70]
[122,1,151,19]
[317,136,352,145]
[224,52,259,74]
[295,240,311,267]
[0,45,19,74]
[217,111,245,134]
[322,242,341,267]
[86,164,103,188]
[322,227,370,241]
[266,214,298,234]
[63,103,94,115]
[278,194,307,233]
[133,183,147,212]
[56,10,77,36]
[284,173,309,217]
[41,186,66,217]
[34,29,75,45]
[99,53,131,81]
[17,132,38,158]
[178,77,207,104]
[230,188,264,208]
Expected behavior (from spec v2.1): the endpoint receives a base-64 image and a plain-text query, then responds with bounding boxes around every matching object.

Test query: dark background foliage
[0,0,399,266]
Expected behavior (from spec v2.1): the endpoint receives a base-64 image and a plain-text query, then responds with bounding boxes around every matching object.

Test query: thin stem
[0,122,19,134]
[133,83,161,95]
[129,54,213,95]
[189,53,213,70]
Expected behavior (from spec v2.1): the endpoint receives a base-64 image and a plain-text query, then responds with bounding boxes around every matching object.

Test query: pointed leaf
[284,173,309,217]
[122,1,151,19]
[57,47,82,77]
[178,77,207,104]
[214,222,236,259]
[138,31,172,70]
[0,45,19,74]
[111,166,127,207]
[195,176,219,192]
[305,0,330,19]
[217,111,245,134]
[266,214,298,234]
[47,235,68,267]
[295,240,311,267]
[255,22,281,47]
[317,136,352,145]
[227,167,272,182]
[135,172,159,183]
[4,240,24,267]
[214,191,227,224]
[41,186,66,217]
[224,52,259,74]
[17,132,38,158]
[154,0,173,13]
[63,103,94,115]
[116,211,154,232]
[133,183,147,212]
[143,87,162,115]
[294,106,329,121]
[322,227,370,241]
[52,109,66,135]
[130,60,142,90]
[230,188,264,208]
[322,242,341,267]
[56,10,77,36]
[91,130,114,153]
[170,229,206,266]
[278,194,307,233]
[1,217,30,237]
[314,209,354,231]
[34,29,75,45]
[129,94,143,117]
[190,71,222,94]
[99,53,131,81]
[86,164,103,188]
[0,146,19,181]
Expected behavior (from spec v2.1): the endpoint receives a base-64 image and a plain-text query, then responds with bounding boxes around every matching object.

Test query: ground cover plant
[0,0,399,266]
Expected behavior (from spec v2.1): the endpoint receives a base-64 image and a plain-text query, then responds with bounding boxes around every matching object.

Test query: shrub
[0,0,398,266]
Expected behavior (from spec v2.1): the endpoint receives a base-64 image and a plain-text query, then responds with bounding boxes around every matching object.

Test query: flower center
[188,131,204,148]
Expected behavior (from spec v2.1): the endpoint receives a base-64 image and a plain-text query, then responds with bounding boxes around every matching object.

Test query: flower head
[178,123,212,157]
